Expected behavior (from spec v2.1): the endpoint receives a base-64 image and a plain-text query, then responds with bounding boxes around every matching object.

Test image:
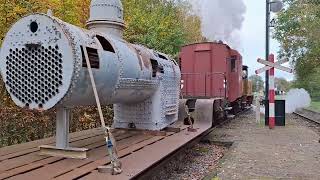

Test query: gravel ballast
[152,142,227,180]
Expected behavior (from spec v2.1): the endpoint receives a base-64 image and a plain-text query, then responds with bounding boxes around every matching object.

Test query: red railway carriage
[180,42,228,98]
[179,42,248,113]
[227,49,243,103]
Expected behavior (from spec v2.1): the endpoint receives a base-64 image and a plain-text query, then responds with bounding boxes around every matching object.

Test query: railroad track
[294,108,320,125]
[136,106,252,180]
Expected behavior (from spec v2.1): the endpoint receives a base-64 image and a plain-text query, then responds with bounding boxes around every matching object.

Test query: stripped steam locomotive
[0,0,252,158]
[0,0,181,131]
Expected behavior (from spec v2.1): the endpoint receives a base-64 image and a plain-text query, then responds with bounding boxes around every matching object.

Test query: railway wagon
[179,42,252,122]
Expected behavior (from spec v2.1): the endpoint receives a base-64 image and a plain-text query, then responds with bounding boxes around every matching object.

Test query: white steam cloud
[285,89,311,113]
[189,0,246,49]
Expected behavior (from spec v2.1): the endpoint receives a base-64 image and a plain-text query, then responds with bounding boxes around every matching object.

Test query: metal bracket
[98,165,122,175]
[164,126,181,133]
[39,107,88,159]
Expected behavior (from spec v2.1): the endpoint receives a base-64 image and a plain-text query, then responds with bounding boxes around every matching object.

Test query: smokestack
[86,0,125,38]
[189,0,246,49]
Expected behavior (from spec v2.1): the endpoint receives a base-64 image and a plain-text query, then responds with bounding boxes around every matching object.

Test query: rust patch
[172,64,176,78]
[136,50,143,71]
[126,43,143,70]
[125,43,155,71]
[133,45,153,69]
[141,50,152,69]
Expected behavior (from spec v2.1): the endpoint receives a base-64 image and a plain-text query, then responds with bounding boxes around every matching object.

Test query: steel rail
[293,109,320,125]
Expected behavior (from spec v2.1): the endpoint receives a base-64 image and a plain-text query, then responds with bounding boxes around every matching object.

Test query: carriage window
[242,66,248,79]
[230,56,236,72]
[242,70,248,79]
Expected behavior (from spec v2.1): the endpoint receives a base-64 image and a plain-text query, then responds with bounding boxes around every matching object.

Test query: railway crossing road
[255,54,293,129]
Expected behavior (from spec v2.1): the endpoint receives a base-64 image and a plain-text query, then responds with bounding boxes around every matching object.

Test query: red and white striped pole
[268,54,275,129]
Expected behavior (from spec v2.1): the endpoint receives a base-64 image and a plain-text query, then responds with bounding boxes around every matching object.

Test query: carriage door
[194,50,211,97]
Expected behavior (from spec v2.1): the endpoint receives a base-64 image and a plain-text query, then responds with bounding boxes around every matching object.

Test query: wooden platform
[0,120,211,180]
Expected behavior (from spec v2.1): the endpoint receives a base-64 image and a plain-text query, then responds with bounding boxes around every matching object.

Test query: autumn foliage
[0,0,203,147]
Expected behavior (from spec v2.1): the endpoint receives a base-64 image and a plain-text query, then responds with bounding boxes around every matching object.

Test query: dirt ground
[204,110,320,180]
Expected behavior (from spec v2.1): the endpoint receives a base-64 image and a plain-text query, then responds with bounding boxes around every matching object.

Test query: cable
[82,45,122,175]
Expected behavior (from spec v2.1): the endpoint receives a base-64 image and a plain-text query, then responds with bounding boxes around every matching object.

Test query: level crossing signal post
[265,0,284,126]
[256,54,292,129]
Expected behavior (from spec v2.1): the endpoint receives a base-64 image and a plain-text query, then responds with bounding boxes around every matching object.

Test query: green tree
[249,75,264,93]
[122,0,202,56]
[275,77,291,92]
[274,0,320,98]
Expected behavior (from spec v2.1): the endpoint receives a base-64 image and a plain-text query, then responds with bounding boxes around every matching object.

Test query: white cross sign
[255,58,293,74]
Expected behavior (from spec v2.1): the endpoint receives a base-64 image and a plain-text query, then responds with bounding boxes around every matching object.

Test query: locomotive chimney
[86,0,125,38]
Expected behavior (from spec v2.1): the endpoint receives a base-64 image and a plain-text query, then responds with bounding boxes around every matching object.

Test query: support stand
[39,107,88,159]
[255,94,261,124]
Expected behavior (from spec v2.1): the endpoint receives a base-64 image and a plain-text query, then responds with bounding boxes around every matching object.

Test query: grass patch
[307,100,320,112]
[195,147,210,153]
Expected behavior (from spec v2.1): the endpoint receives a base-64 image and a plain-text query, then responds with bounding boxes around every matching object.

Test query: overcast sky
[241,0,294,81]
